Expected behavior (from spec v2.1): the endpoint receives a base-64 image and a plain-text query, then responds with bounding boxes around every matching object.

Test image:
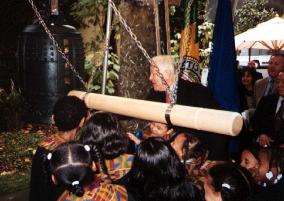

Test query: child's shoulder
[38,133,65,151]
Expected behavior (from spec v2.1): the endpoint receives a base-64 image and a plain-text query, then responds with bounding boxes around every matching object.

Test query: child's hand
[127,132,141,145]
[166,128,174,136]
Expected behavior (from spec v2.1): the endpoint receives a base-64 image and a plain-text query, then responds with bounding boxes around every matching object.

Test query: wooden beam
[68,90,243,136]
[164,0,171,54]
[154,0,161,55]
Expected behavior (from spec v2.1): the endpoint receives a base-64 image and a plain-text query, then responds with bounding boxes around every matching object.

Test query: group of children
[29,95,284,201]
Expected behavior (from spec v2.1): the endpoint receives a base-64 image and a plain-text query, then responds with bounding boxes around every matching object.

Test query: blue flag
[207,0,240,112]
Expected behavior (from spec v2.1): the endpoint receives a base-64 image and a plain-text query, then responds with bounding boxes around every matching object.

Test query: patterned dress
[58,154,134,201]
[58,180,128,201]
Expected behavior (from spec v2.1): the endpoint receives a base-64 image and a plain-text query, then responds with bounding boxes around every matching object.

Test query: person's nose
[149,73,153,81]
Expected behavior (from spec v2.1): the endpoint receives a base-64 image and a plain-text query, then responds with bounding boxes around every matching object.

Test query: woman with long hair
[204,163,253,201]
[80,112,134,187]
[127,137,201,201]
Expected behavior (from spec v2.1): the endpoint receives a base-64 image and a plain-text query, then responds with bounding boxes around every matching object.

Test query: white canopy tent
[235,16,284,51]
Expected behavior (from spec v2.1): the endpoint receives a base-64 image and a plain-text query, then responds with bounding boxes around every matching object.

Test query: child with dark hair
[127,122,174,147]
[127,137,201,201]
[49,142,94,198]
[240,146,262,184]
[170,133,209,190]
[49,141,128,201]
[52,96,88,132]
[241,146,283,186]
[248,145,284,201]
[204,163,253,201]
[79,112,134,187]
[29,96,88,201]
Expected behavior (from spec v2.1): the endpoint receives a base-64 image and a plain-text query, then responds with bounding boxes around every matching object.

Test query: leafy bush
[234,0,277,34]
[0,171,30,195]
[0,130,43,195]
[0,80,26,131]
[85,52,120,94]
[0,131,42,172]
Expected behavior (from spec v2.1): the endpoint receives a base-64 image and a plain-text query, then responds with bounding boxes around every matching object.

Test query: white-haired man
[148,55,228,161]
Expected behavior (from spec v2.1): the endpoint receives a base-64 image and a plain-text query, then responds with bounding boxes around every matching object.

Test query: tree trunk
[115,1,157,131]
[116,1,157,100]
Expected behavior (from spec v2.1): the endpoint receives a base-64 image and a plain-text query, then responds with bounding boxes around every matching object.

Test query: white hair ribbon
[221,183,231,189]
[72,181,79,186]
[84,145,91,152]
[47,153,52,160]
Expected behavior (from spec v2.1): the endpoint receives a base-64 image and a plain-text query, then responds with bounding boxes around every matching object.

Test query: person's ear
[51,174,58,185]
[163,69,171,80]
[51,115,55,124]
[79,117,85,128]
[255,161,260,169]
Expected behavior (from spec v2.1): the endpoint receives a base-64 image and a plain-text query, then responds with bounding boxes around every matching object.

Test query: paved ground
[0,189,29,201]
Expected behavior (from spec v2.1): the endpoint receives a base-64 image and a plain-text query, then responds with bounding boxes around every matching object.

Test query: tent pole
[248,47,251,61]
[102,0,112,94]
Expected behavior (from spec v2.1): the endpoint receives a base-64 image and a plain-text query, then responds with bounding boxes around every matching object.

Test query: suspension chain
[27,0,88,90]
[27,0,194,103]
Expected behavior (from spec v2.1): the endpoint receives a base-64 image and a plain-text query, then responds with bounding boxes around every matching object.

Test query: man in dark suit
[148,55,228,161]
[254,54,284,106]
[253,71,284,147]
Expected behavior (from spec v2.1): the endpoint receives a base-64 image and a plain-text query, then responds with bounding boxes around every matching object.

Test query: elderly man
[254,54,284,106]
[253,71,284,147]
[148,55,228,161]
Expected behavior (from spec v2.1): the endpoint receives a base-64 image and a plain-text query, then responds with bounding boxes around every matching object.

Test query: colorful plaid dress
[58,180,128,201]
[96,154,134,181]
[57,154,134,201]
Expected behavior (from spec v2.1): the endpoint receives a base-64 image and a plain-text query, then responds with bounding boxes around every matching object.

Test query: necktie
[165,93,170,103]
[275,100,284,132]
[266,79,275,95]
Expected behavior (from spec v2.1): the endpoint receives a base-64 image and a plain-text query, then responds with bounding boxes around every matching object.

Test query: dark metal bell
[17,23,86,124]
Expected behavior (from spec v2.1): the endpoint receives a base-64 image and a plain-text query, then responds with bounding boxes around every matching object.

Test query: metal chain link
[27,0,88,90]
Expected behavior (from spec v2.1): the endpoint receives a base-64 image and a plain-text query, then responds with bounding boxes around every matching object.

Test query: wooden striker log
[68,90,243,136]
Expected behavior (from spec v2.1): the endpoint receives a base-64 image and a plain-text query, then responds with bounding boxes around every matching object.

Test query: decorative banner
[179,0,201,83]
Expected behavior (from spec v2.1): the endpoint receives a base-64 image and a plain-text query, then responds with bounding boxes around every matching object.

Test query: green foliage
[71,0,107,26]
[71,0,107,53]
[0,80,26,131]
[0,132,41,173]
[85,52,120,94]
[0,80,24,113]
[198,21,214,68]
[234,0,277,34]
[0,131,43,195]
[71,0,120,94]
[0,171,30,195]
[170,32,181,62]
